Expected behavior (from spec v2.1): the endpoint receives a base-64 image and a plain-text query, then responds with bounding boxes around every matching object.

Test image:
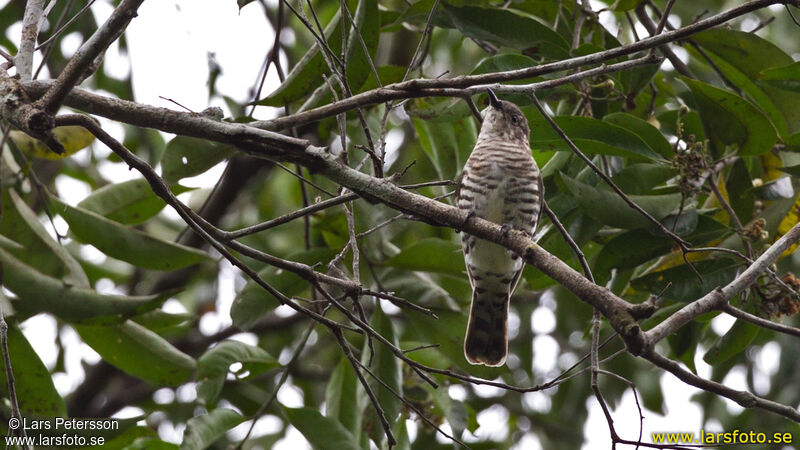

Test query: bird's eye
[511,115,519,125]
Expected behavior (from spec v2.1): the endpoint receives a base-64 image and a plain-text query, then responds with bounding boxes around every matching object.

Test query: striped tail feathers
[464,276,512,366]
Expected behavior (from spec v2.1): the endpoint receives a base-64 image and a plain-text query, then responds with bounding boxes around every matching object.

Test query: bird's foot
[500,223,512,237]
[458,210,476,233]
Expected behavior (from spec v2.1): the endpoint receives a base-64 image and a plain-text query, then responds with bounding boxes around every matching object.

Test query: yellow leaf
[9,126,95,160]
[761,152,784,181]
[776,195,800,257]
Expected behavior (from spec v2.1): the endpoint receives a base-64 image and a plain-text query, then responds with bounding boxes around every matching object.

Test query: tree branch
[16,0,46,81]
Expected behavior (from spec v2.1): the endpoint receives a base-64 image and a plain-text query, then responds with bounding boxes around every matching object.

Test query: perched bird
[456,90,543,366]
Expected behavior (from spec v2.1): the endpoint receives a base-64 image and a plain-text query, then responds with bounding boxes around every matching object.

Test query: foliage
[2,0,800,449]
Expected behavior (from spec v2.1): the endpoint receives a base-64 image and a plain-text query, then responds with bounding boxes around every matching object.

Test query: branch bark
[16,0,46,81]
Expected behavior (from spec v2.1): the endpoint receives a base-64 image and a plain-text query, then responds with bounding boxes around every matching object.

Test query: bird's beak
[486,89,501,108]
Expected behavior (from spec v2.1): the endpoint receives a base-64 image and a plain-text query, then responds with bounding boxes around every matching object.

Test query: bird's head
[478,89,530,146]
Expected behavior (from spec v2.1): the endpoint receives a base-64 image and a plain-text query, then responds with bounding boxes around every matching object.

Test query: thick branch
[0,76,63,153]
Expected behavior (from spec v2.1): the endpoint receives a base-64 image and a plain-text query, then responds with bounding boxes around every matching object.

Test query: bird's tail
[464,283,510,366]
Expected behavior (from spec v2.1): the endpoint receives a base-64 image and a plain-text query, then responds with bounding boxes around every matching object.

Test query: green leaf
[593,229,670,285]
[691,29,800,133]
[345,0,381,90]
[326,357,363,437]
[688,46,789,139]
[558,173,683,229]
[284,407,361,450]
[76,321,196,386]
[78,178,194,225]
[161,136,235,183]
[197,341,279,406]
[356,65,407,93]
[409,309,504,380]
[393,417,411,450]
[231,248,337,330]
[1,189,88,287]
[683,78,777,156]
[0,233,22,250]
[528,114,664,161]
[443,4,569,59]
[594,214,727,284]
[362,304,402,445]
[610,163,677,195]
[780,164,800,177]
[759,61,800,93]
[95,426,161,450]
[31,416,141,445]
[384,238,463,276]
[657,109,706,141]
[602,113,673,158]
[0,322,66,416]
[610,0,642,11]
[666,319,703,374]
[259,0,378,106]
[0,247,170,323]
[180,408,245,450]
[51,197,210,271]
[124,438,180,450]
[408,96,471,123]
[725,159,754,224]
[132,310,194,331]
[703,319,760,366]
[411,115,476,179]
[472,53,538,75]
[692,29,792,79]
[631,260,741,302]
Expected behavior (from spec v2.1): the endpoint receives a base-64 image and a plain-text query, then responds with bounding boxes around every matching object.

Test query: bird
[456,89,543,366]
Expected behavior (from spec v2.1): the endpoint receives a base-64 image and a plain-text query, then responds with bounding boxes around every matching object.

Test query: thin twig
[235,320,318,450]
[35,0,96,51]
[248,0,286,116]
[635,3,694,78]
[654,0,678,35]
[340,0,381,88]
[35,0,145,113]
[354,357,470,449]
[0,305,29,448]
[707,173,754,259]
[721,303,800,337]
[332,328,396,447]
[402,0,441,82]
[34,0,77,79]
[544,202,593,282]
[275,161,336,197]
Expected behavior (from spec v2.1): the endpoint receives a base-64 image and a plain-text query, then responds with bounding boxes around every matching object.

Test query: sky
[1,0,790,449]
